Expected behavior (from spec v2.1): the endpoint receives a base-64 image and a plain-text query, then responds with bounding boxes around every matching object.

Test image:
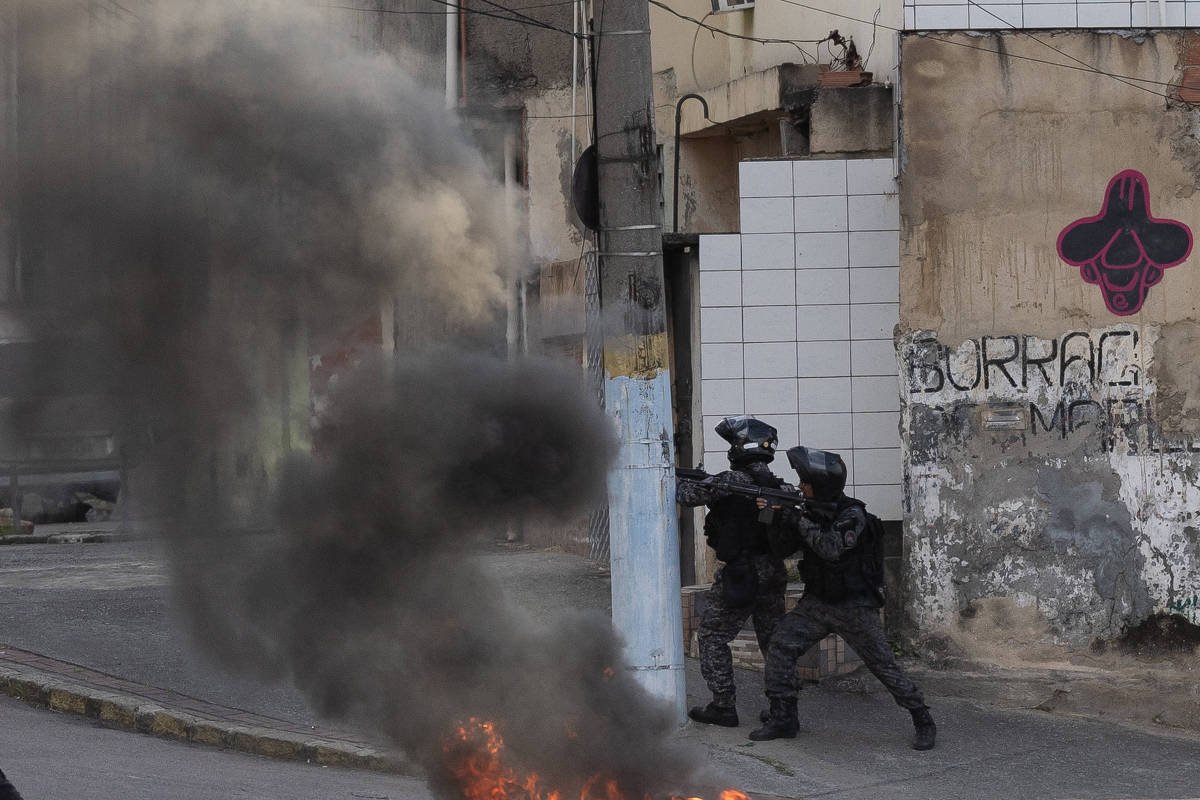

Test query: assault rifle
[675,467,807,510]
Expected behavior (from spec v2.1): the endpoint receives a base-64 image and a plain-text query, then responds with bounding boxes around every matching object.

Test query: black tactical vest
[799,496,885,607]
[703,466,782,563]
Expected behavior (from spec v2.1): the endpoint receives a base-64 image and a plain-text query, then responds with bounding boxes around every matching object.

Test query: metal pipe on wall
[672,94,709,234]
[445,1,458,108]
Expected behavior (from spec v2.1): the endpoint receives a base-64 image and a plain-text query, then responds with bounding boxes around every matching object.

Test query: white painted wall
[697,158,902,520]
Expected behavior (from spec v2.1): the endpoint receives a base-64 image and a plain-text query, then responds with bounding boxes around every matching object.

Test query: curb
[0,532,135,546]
[0,664,416,774]
[908,659,1200,739]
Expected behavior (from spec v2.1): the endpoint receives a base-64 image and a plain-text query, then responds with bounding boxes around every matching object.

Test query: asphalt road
[6,539,1200,800]
[0,539,613,727]
[0,539,320,726]
[0,693,429,800]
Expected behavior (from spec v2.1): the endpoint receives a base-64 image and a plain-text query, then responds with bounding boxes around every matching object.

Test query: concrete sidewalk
[0,643,410,774]
[0,522,132,546]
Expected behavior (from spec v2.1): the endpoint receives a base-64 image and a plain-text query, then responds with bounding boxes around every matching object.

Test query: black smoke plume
[4,0,704,797]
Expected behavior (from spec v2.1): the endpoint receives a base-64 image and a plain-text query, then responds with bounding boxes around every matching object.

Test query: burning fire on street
[444,718,752,800]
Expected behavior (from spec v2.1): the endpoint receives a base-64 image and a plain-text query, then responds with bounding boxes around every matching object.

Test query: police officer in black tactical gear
[748,446,937,751]
[0,768,24,800]
[676,416,791,727]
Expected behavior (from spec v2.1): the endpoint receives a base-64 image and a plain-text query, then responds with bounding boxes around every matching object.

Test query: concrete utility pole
[593,1,685,719]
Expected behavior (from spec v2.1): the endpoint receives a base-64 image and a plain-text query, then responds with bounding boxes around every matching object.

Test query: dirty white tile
[1076,2,1131,26]
[797,377,851,414]
[702,451,728,471]
[700,234,741,270]
[904,6,916,28]
[746,378,800,415]
[848,195,900,232]
[913,4,970,27]
[700,306,743,343]
[702,379,745,415]
[850,303,900,340]
[797,268,850,306]
[852,447,902,486]
[1132,1,1184,24]
[797,340,851,377]
[799,412,854,450]
[743,270,797,306]
[700,270,742,307]
[703,415,734,453]
[795,195,848,232]
[850,267,900,304]
[1187,1,1200,26]
[849,231,900,268]
[793,159,847,196]
[855,483,902,521]
[847,159,896,196]
[1023,3,1077,26]
[795,232,849,268]
[741,233,795,269]
[755,414,799,450]
[741,197,795,234]
[743,306,796,342]
[701,343,743,380]
[969,3,1022,28]
[853,411,901,448]
[745,342,799,379]
[851,339,899,376]
[740,160,795,198]
[797,305,850,342]
[851,376,902,413]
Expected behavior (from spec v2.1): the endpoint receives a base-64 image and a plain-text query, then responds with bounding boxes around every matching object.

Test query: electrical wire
[325,0,580,13]
[864,7,880,69]
[963,0,1165,99]
[774,0,1185,97]
[325,1,571,34]
[690,10,715,88]
[475,0,566,33]
[648,0,821,62]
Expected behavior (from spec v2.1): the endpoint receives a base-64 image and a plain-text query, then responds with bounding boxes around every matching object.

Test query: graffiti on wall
[906,328,1142,394]
[904,326,1200,455]
[1057,170,1192,317]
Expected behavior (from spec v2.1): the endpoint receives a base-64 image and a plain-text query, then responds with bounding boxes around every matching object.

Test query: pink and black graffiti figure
[1057,170,1193,316]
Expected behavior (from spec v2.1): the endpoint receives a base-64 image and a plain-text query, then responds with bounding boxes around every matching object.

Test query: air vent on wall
[711,0,754,13]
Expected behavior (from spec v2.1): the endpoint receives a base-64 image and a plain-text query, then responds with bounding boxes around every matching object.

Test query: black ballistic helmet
[787,446,847,501]
[715,415,778,464]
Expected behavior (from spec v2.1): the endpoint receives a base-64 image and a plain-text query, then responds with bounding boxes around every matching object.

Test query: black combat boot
[688,692,739,727]
[748,697,798,740]
[910,707,936,751]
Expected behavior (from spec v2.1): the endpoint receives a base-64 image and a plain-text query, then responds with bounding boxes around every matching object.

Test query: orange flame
[443,718,750,800]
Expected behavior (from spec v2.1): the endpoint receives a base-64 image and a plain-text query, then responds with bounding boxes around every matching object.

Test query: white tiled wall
[902,0,1193,29]
[697,158,903,520]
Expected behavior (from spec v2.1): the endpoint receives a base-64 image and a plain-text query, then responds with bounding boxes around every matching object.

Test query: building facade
[899,28,1200,650]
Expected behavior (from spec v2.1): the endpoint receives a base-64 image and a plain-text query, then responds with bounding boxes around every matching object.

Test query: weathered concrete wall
[320,0,444,90]
[810,85,893,156]
[899,31,1200,652]
[0,4,16,303]
[649,0,901,96]
[464,1,574,107]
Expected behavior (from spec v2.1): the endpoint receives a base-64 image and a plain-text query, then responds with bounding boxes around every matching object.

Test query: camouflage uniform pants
[763,593,926,709]
[698,554,787,703]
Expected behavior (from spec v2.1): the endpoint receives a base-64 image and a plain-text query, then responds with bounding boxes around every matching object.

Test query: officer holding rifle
[747,446,937,751]
[675,415,793,727]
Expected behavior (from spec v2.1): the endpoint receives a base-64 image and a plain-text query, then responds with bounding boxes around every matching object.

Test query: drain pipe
[673,93,709,233]
[445,1,459,109]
